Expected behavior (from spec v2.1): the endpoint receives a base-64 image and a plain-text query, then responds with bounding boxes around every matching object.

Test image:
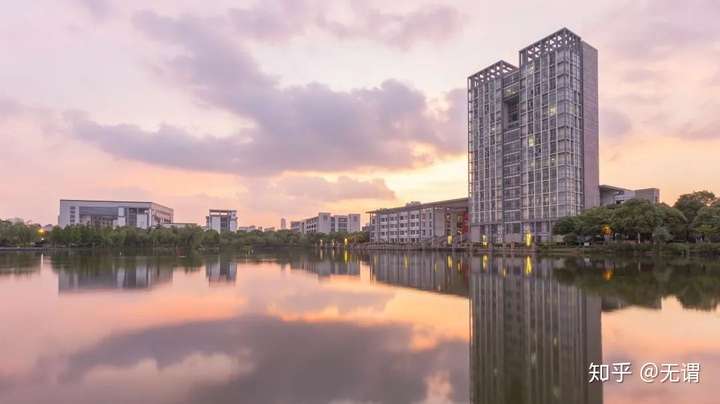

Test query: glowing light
[482,255,489,271]
[603,268,613,281]
[524,232,533,247]
[344,238,348,246]
[524,256,533,275]
[447,235,453,245]
[447,256,453,269]
[482,234,488,247]
[601,225,612,236]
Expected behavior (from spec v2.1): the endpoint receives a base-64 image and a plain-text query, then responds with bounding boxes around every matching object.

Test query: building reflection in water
[205,255,238,284]
[469,255,603,404]
[367,252,469,297]
[289,249,361,278]
[57,256,173,292]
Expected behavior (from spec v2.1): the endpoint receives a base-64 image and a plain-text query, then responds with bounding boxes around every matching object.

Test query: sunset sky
[2,0,719,226]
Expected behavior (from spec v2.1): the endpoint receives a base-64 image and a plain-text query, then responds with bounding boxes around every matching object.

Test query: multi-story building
[58,199,173,229]
[292,213,361,234]
[280,218,287,230]
[206,209,238,233]
[468,28,599,243]
[238,225,262,232]
[599,185,660,206]
[367,198,468,244]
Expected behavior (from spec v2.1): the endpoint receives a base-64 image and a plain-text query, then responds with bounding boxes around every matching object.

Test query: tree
[652,226,672,244]
[692,206,720,242]
[655,203,688,241]
[553,216,580,235]
[576,207,613,239]
[674,191,716,225]
[610,199,660,242]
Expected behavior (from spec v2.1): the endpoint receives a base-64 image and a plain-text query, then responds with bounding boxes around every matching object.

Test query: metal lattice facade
[468,28,599,243]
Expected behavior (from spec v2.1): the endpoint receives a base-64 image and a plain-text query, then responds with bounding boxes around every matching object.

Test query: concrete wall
[582,42,600,209]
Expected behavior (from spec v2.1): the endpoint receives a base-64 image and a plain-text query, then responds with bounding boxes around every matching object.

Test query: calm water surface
[0,250,718,404]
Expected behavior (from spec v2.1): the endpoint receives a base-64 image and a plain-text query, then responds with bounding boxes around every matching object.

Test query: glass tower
[468,28,599,243]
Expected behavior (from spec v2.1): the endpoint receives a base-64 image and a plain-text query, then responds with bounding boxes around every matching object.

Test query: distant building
[58,199,173,229]
[206,209,238,233]
[160,222,197,229]
[280,218,287,230]
[468,28,599,244]
[367,198,469,244]
[264,227,276,232]
[292,213,361,234]
[599,185,660,206]
[238,225,262,232]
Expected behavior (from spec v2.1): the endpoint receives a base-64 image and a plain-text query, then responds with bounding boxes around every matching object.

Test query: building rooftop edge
[59,199,174,211]
[366,197,469,214]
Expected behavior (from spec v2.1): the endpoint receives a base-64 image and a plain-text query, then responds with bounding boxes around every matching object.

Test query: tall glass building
[468,28,599,243]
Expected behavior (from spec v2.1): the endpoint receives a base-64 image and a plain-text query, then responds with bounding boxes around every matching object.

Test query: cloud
[315,3,462,49]
[601,107,632,138]
[50,314,468,404]
[277,176,396,201]
[71,0,113,20]
[227,0,462,48]
[595,0,720,59]
[67,11,465,176]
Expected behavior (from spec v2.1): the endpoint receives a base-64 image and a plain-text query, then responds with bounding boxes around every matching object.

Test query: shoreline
[2,242,719,257]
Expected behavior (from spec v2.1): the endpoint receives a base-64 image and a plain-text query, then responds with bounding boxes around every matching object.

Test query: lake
[0,250,718,404]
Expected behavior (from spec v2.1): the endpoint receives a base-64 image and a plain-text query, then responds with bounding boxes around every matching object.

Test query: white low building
[291,213,361,234]
[58,199,173,229]
[367,198,469,244]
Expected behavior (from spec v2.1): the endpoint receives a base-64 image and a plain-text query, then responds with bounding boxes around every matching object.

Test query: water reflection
[0,252,41,276]
[0,250,718,404]
[56,256,174,292]
[469,255,603,404]
[205,255,237,284]
[367,252,469,297]
[555,257,720,311]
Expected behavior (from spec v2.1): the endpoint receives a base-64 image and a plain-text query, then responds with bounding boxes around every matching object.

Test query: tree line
[553,190,720,243]
[0,221,369,249]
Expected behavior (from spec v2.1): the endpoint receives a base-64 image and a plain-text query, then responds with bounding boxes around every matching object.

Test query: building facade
[206,209,238,233]
[58,199,173,229]
[468,28,599,243]
[599,185,660,206]
[292,213,361,234]
[367,198,469,244]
